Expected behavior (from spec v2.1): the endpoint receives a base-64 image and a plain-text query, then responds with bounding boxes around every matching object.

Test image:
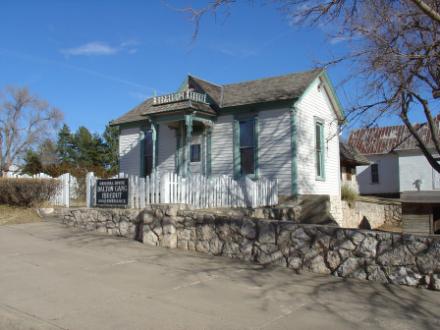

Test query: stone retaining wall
[341,199,402,229]
[56,206,440,290]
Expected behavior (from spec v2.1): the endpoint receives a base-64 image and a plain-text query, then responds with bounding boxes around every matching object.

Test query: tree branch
[410,0,440,24]
[400,92,440,173]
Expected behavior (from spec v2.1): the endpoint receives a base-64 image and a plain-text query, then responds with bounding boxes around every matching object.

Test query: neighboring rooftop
[340,142,370,166]
[348,118,439,155]
[111,68,325,125]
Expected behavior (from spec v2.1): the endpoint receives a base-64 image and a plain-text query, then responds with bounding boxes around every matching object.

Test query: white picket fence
[86,172,278,209]
[5,172,71,207]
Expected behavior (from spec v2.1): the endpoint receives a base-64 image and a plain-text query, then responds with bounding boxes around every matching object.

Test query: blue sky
[0,0,404,136]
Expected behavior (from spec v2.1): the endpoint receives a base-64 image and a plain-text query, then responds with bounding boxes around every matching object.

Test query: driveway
[0,220,439,330]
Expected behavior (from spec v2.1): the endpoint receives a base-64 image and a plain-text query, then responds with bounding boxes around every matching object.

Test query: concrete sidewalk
[0,221,439,330]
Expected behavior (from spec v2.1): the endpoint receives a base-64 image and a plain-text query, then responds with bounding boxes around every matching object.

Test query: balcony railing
[153,91,207,105]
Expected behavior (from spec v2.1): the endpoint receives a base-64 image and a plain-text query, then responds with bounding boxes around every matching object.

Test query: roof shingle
[340,142,370,165]
[348,118,439,155]
[111,68,326,126]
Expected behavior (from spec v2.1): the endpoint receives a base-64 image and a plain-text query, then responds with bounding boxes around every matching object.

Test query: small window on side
[315,120,325,180]
[190,144,201,162]
[371,164,379,183]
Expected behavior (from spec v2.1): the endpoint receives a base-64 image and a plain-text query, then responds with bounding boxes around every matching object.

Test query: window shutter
[320,122,325,180]
[153,123,158,172]
[207,128,212,176]
[175,125,181,175]
[233,119,240,178]
[253,117,259,178]
[140,128,145,177]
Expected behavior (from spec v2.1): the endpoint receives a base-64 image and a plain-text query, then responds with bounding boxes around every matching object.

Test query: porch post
[184,114,193,177]
[152,122,158,171]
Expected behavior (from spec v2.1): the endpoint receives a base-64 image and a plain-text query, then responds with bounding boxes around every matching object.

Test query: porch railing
[152,91,207,105]
[86,172,278,209]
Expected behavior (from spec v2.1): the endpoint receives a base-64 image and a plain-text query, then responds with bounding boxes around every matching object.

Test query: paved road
[0,221,439,330]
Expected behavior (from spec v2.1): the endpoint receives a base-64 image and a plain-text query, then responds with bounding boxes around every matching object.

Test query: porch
[137,90,215,179]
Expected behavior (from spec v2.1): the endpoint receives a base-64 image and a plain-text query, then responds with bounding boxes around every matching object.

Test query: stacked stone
[384,203,402,227]
[58,207,440,290]
[57,208,140,238]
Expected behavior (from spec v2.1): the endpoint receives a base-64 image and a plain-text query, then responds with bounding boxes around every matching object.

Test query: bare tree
[180,0,440,172]
[0,86,63,175]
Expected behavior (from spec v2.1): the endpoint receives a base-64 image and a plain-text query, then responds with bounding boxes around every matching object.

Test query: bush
[341,184,358,204]
[0,178,61,207]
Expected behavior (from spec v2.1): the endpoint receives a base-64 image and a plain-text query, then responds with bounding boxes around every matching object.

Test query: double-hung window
[144,129,154,176]
[315,120,325,180]
[371,164,379,184]
[190,144,201,162]
[239,119,256,175]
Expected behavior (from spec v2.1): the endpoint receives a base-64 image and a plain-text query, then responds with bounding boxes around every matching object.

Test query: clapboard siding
[356,154,400,194]
[157,123,176,173]
[119,126,141,176]
[259,107,291,195]
[296,78,341,196]
[398,151,438,191]
[212,115,234,176]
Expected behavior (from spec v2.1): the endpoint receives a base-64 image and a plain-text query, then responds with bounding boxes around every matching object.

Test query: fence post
[86,172,95,208]
[161,173,170,204]
[64,173,70,208]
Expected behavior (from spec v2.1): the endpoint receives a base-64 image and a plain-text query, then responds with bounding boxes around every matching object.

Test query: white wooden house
[111,69,344,199]
[349,119,440,197]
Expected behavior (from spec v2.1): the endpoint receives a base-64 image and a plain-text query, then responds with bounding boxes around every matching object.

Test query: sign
[153,91,207,105]
[96,178,129,207]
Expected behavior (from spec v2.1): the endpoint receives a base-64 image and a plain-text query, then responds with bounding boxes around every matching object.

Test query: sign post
[96,178,129,207]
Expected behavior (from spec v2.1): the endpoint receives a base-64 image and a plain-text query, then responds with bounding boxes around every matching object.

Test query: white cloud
[60,40,140,57]
[61,42,119,56]
[329,35,351,45]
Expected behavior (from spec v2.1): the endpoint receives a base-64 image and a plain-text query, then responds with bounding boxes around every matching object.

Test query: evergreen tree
[21,150,43,175]
[57,124,74,164]
[72,126,106,168]
[103,124,119,174]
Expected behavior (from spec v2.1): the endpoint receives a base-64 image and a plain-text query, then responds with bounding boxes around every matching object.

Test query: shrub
[0,178,61,207]
[341,184,358,204]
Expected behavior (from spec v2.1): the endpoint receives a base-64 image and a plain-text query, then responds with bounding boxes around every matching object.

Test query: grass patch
[0,205,42,226]
[341,184,358,204]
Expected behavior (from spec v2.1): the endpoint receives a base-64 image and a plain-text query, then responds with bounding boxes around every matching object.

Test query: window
[144,130,153,176]
[371,164,379,183]
[315,120,325,179]
[239,119,255,175]
[190,144,201,162]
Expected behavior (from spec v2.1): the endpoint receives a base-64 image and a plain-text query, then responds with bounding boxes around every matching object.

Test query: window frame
[239,118,256,176]
[190,144,201,163]
[143,128,154,177]
[233,114,259,179]
[371,163,379,184]
[315,118,325,181]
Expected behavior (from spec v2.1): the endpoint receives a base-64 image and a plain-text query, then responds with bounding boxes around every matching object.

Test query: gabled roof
[188,76,222,106]
[340,142,370,166]
[348,118,439,155]
[111,68,340,126]
[221,69,323,108]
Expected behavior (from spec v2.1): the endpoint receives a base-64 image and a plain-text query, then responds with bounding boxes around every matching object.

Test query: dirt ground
[0,205,42,226]
[1,220,440,330]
